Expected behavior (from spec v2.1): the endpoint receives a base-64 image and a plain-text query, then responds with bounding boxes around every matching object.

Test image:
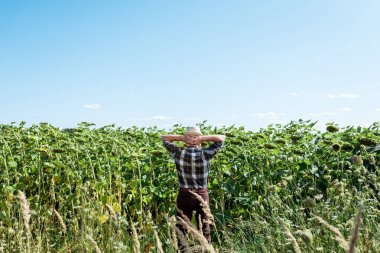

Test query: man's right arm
[161,135,183,157]
[161,135,184,142]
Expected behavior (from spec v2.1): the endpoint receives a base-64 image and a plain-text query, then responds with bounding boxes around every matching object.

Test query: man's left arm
[200,135,226,143]
[201,135,226,159]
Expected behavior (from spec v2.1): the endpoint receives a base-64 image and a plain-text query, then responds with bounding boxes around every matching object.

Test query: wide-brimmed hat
[185,126,202,136]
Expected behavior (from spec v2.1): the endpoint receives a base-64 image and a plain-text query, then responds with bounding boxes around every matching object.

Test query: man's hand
[183,134,202,146]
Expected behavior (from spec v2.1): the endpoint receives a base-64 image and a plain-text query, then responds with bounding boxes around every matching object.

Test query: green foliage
[0,120,380,252]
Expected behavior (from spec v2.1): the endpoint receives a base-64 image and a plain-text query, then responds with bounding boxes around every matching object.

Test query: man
[161,126,225,249]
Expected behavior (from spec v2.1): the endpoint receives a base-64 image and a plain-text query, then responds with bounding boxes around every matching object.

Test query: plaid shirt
[163,141,224,189]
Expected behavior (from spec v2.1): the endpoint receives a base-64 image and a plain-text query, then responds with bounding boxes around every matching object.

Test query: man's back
[163,141,223,189]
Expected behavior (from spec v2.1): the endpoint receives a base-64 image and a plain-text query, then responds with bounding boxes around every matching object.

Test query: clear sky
[1,0,380,131]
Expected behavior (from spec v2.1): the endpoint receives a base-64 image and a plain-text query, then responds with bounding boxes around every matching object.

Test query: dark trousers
[176,188,211,251]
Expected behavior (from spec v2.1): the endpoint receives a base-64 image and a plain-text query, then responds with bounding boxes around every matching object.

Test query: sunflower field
[0,120,379,252]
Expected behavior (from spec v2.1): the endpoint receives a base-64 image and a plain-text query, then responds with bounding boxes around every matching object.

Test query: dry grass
[175,226,190,253]
[86,234,101,253]
[188,191,222,245]
[313,215,349,251]
[53,209,67,234]
[17,191,31,234]
[278,219,301,253]
[348,206,362,253]
[188,191,214,225]
[131,221,140,253]
[314,206,363,253]
[154,228,164,253]
[176,215,216,253]
[106,204,118,222]
[168,215,179,252]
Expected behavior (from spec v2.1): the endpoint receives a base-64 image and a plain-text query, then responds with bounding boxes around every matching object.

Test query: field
[0,120,380,252]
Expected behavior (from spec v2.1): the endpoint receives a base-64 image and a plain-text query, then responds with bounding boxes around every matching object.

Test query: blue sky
[1,1,380,130]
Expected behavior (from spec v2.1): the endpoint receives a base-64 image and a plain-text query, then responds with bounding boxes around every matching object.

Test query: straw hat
[185,126,202,136]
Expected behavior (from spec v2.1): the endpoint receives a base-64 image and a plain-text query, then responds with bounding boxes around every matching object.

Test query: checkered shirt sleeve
[203,141,224,160]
